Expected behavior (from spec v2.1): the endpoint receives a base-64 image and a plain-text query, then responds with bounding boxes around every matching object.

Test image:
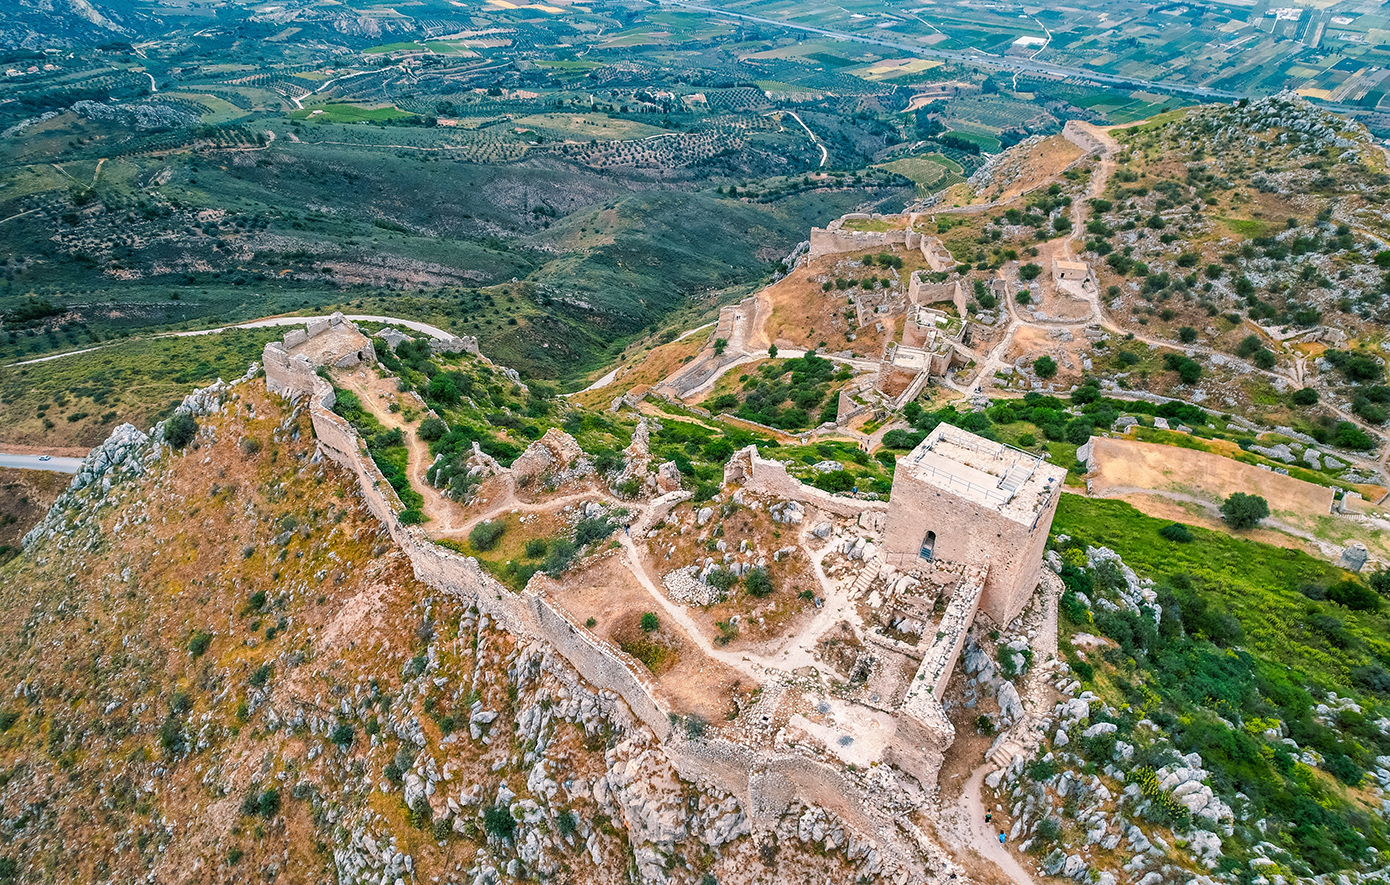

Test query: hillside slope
[0,378,862,885]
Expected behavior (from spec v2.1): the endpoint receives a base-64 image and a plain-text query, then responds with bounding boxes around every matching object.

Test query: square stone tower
[881,424,1064,626]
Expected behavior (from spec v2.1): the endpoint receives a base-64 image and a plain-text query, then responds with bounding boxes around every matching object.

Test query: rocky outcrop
[510,428,590,488]
[22,422,153,548]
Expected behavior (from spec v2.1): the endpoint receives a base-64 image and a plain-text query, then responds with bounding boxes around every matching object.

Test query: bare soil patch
[763,246,931,357]
[1089,436,1334,516]
[546,553,746,721]
[640,500,818,652]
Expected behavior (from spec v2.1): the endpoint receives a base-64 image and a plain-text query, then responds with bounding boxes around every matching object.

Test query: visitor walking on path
[999,832,1007,846]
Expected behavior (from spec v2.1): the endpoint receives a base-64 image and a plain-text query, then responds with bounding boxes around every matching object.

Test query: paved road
[0,454,83,473]
[8,313,462,368]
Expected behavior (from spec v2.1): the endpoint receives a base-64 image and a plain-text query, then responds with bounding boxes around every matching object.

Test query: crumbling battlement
[262,341,941,885]
[808,214,953,268]
[723,446,887,520]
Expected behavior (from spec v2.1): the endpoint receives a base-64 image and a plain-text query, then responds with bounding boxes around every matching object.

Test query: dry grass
[1088,436,1335,516]
[571,335,706,409]
[762,246,932,357]
[641,499,819,649]
[0,467,66,551]
[973,134,1085,205]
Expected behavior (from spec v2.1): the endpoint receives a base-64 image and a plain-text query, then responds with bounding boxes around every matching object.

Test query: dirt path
[334,366,467,531]
[958,765,1040,885]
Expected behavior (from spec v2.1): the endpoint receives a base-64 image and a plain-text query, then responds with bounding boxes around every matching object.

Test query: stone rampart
[723,446,887,519]
[809,227,911,259]
[632,489,693,537]
[263,342,321,399]
[262,345,936,882]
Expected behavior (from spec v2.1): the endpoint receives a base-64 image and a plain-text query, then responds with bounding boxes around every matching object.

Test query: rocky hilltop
[0,376,873,885]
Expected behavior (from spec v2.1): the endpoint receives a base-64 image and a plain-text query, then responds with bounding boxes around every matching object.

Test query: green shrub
[542,538,577,575]
[249,663,273,687]
[165,412,198,449]
[1328,580,1380,612]
[417,417,447,441]
[188,629,213,657]
[574,517,615,547]
[1026,757,1057,781]
[1034,355,1057,379]
[469,520,505,551]
[1158,523,1193,543]
[1019,262,1042,280]
[706,567,737,593]
[330,723,354,747]
[813,469,856,493]
[744,567,774,598]
[524,538,548,558]
[1290,387,1319,406]
[1163,353,1202,384]
[640,612,659,632]
[484,804,516,841]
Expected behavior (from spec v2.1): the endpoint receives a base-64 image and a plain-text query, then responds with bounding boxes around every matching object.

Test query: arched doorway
[919,530,936,561]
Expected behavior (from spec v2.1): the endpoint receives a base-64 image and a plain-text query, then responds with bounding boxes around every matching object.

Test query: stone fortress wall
[261,319,941,884]
[723,446,888,520]
[808,213,955,272]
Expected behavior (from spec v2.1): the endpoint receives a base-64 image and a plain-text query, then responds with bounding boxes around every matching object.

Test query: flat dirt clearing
[1089,437,1333,517]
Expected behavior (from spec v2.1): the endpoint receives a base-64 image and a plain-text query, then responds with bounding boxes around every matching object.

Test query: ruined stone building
[881,424,1064,626]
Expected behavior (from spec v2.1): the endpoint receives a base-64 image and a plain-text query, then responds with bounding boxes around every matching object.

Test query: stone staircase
[846,554,883,599]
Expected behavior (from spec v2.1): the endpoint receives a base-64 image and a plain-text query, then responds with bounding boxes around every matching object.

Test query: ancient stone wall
[631,489,694,537]
[885,709,954,794]
[809,227,909,259]
[262,343,320,399]
[262,344,937,882]
[723,446,887,519]
[908,277,967,317]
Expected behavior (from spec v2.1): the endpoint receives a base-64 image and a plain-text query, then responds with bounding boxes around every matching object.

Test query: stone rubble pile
[661,565,720,606]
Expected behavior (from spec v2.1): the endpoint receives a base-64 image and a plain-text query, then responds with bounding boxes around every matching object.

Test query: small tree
[1220,492,1269,530]
[1019,262,1042,281]
[1034,355,1058,379]
[188,630,213,657]
[1178,326,1197,344]
[713,337,728,356]
[484,804,516,841]
[165,412,198,449]
[768,344,778,358]
[1291,387,1319,407]
[640,612,659,632]
[417,417,447,441]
